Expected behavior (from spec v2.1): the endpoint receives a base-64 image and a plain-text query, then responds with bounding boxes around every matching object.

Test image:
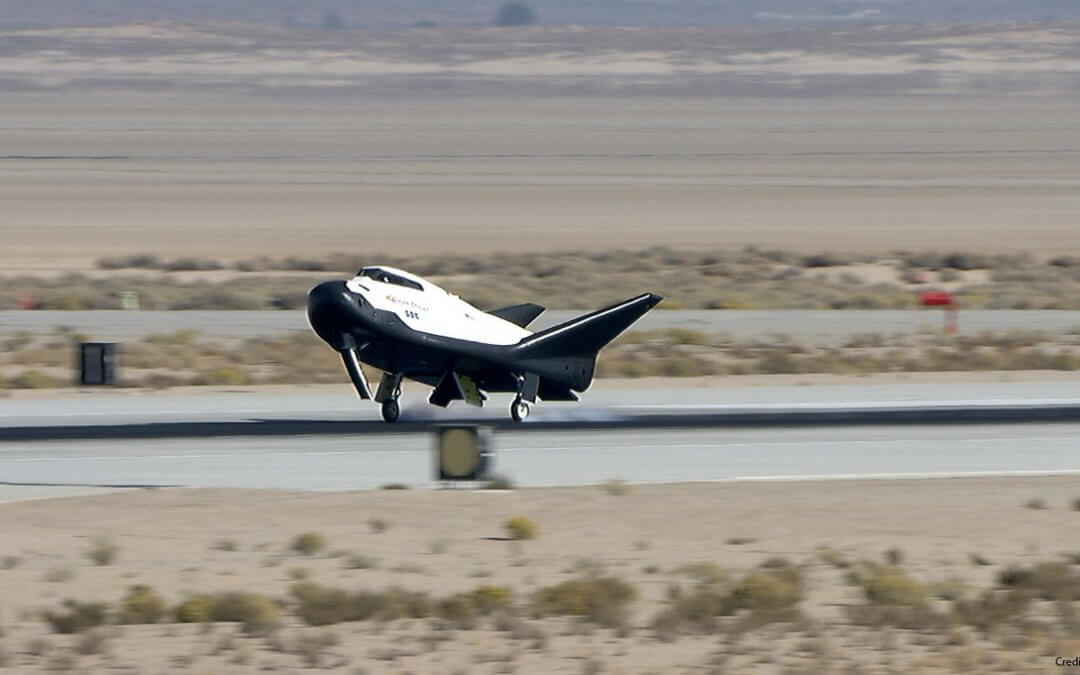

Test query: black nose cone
[307,280,362,349]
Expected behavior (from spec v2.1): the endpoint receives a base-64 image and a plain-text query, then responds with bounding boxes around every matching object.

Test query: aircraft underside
[305,270,661,423]
[348,339,576,422]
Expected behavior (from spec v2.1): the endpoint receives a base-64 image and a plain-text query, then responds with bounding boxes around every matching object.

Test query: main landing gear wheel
[510,397,530,422]
[381,398,401,423]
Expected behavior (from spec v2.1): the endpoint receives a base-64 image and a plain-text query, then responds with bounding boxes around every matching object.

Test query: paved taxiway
[1,381,1079,492]
[2,380,1080,440]
[4,380,1080,428]
[2,424,1079,491]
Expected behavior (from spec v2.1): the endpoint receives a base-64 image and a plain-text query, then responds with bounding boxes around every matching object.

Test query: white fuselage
[346,266,531,346]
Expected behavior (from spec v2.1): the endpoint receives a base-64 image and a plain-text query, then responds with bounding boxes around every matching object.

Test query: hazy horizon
[4,0,1080,30]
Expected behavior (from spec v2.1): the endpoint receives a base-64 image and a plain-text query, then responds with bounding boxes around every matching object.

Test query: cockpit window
[357,267,423,291]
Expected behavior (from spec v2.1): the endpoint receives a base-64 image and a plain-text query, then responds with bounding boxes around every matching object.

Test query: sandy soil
[0,477,1078,673]
[2,24,1079,271]
[2,95,1079,273]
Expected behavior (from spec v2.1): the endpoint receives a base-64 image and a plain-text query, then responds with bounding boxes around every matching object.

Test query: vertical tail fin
[510,293,662,391]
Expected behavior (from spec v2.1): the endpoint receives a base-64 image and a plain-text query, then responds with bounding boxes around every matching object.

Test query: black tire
[510,397,530,422]
[381,398,400,423]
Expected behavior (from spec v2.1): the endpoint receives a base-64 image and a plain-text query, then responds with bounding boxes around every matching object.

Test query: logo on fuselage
[385,294,429,313]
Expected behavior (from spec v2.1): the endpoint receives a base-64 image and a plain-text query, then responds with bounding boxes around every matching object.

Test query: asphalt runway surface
[2,425,1080,492]
[4,310,1080,344]
[1,381,1080,493]
[3,380,1080,441]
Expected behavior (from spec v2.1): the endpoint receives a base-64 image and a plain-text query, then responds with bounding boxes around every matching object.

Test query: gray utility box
[78,342,118,386]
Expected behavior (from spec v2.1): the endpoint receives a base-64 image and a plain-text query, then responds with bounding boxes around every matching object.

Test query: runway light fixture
[435,425,494,483]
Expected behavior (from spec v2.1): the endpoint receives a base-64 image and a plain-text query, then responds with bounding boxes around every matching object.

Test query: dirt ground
[2,95,1079,274]
[3,25,1080,672]
[1,477,1079,673]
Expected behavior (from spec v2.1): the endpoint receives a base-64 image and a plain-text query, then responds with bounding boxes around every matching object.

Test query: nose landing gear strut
[376,372,403,423]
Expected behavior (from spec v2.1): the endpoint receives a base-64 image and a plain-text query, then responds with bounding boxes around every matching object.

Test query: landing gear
[510,397,530,422]
[376,372,403,423]
[381,397,401,423]
[510,372,539,422]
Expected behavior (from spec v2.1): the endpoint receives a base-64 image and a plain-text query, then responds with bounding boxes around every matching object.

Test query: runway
[2,425,1080,491]
[1,381,1080,492]
[3,380,1080,441]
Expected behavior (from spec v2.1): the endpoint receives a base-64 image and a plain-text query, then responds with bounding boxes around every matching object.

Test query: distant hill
[4,0,1080,29]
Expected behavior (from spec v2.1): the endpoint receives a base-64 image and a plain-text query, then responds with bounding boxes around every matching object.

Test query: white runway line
[607,469,1080,485]
[623,398,1080,410]
[501,435,1080,452]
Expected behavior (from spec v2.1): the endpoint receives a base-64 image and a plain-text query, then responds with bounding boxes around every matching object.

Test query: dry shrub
[120,585,166,624]
[494,613,548,649]
[651,586,724,638]
[677,562,728,585]
[76,627,113,655]
[175,595,215,623]
[86,535,119,566]
[369,588,434,622]
[504,516,538,541]
[653,563,802,639]
[437,595,478,630]
[933,577,970,602]
[97,254,160,270]
[210,592,281,635]
[45,600,108,634]
[290,532,327,556]
[533,577,636,628]
[818,548,849,569]
[470,586,514,614]
[7,370,67,389]
[998,562,1080,601]
[485,475,516,490]
[291,583,355,626]
[954,589,1031,634]
[729,564,802,611]
[192,367,253,386]
[289,567,311,580]
[19,247,1080,314]
[603,479,632,496]
[846,563,949,630]
[344,554,377,570]
[858,565,930,607]
[847,602,949,631]
[291,583,433,626]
